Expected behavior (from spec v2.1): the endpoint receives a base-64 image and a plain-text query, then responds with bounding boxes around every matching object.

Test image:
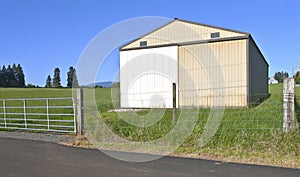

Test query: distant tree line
[273,71,289,83]
[45,66,79,88]
[0,63,25,87]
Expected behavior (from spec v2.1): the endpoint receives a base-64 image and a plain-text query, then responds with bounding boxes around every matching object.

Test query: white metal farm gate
[0,98,76,133]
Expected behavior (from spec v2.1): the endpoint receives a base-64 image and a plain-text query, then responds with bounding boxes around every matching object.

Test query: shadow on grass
[248,94,270,109]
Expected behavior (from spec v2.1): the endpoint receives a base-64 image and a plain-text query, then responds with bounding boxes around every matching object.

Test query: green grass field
[0,85,299,167]
[0,88,72,98]
[89,84,300,168]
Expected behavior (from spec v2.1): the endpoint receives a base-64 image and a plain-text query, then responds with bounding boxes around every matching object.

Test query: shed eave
[120,35,249,51]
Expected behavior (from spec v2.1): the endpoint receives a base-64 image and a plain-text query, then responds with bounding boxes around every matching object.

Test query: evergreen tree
[7,65,17,87]
[73,70,79,88]
[11,63,19,87]
[0,72,3,87]
[0,64,26,87]
[12,63,17,78]
[67,66,79,88]
[1,65,7,86]
[1,65,5,72]
[16,64,25,87]
[0,65,5,87]
[52,67,61,88]
[3,66,7,86]
[45,75,52,88]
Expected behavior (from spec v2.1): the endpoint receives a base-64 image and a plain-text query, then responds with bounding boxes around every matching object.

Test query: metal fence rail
[0,97,76,133]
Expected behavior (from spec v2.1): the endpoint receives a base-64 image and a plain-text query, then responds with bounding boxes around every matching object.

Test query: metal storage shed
[119,18,269,108]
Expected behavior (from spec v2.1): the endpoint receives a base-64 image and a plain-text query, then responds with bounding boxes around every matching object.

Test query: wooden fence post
[283,78,294,132]
[77,88,84,135]
[173,83,176,125]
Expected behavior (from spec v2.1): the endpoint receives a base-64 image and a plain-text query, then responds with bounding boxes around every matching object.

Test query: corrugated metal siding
[120,46,178,108]
[249,38,269,103]
[178,40,248,107]
[122,20,246,50]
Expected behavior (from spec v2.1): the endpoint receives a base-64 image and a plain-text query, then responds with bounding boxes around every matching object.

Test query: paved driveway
[0,137,299,177]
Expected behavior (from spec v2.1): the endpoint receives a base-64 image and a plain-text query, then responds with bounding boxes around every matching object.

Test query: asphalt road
[0,137,299,177]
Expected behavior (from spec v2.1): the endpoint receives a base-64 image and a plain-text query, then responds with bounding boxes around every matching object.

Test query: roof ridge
[120,18,250,50]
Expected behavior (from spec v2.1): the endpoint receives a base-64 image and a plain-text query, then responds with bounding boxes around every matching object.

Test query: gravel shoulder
[0,131,75,144]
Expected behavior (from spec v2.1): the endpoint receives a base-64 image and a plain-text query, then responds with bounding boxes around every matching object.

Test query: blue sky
[0,0,299,86]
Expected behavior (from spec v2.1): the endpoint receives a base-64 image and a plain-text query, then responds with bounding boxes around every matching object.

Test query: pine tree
[52,67,61,88]
[45,75,52,88]
[67,67,73,88]
[0,65,7,87]
[11,63,19,87]
[7,65,17,87]
[12,63,17,78]
[0,72,3,87]
[73,69,79,88]
[0,65,5,87]
[16,64,25,87]
[67,66,79,88]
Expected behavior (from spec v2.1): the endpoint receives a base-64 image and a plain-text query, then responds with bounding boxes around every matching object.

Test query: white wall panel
[120,46,178,108]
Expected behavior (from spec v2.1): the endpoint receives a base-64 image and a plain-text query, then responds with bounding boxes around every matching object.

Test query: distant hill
[85,81,119,88]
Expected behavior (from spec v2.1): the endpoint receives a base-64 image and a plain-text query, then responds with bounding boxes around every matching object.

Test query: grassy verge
[87,84,300,168]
